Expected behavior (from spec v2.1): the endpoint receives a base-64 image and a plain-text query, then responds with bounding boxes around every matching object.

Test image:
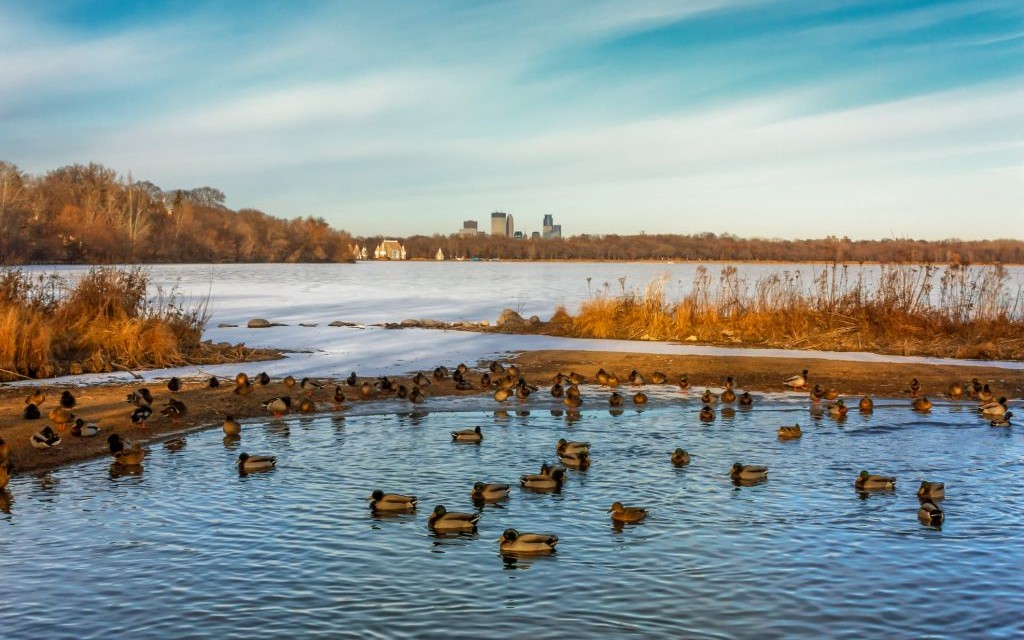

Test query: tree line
[0,161,354,264]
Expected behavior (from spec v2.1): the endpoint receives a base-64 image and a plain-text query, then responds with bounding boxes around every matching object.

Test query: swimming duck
[909,378,921,397]
[859,396,873,413]
[520,467,566,491]
[651,371,667,385]
[556,438,590,455]
[671,448,691,466]
[368,489,417,512]
[918,501,944,527]
[948,382,963,399]
[633,392,648,406]
[979,397,1007,417]
[730,463,768,481]
[163,437,187,451]
[427,505,480,533]
[25,388,45,407]
[59,390,76,409]
[131,405,153,427]
[237,452,276,473]
[23,404,40,420]
[301,377,324,396]
[262,396,291,417]
[784,369,809,391]
[255,372,270,386]
[167,377,182,393]
[855,470,896,490]
[298,398,317,414]
[30,426,62,449]
[107,433,144,465]
[208,376,220,389]
[223,415,241,436]
[828,399,848,418]
[677,375,690,391]
[739,392,753,406]
[990,411,1012,427]
[608,501,649,524]
[608,392,624,407]
[777,424,802,439]
[700,390,718,404]
[720,388,736,403]
[912,397,932,412]
[558,450,590,470]
[126,388,153,407]
[809,384,826,403]
[451,425,483,443]
[161,399,187,421]
[699,405,715,422]
[471,482,511,502]
[550,383,564,398]
[71,418,100,437]
[917,481,945,501]
[498,528,558,555]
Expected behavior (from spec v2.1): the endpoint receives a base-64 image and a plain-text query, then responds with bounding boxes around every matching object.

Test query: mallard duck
[739,392,753,406]
[809,384,826,403]
[912,397,932,412]
[606,373,620,388]
[433,366,449,380]
[208,376,220,389]
[409,387,426,404]
[948,382,963,399]
[395,384,409,400]
[471,482,510,502]
[490,361,505,374]
[777,424,802,439]
[358,381,374,399]
[558,450,590,469]
[298,398,317,414]
[700,390,718,404]
[301,377,324,396]
[498,528,557,555]
[332,386,346,408]
[563,395,582,409]
[918,501,944,527]
[413,372,432,388]
[608,501,648,523]
[167,377,182,393]
[59,390,76,409]
[909,378,921,397]
[980,397,1007,417]
[234,380,253,396]
[48,407,75,429]
[131,405,152,427]
[25,388,45,407]
[281,375,296,389]
[515,380,535,400]
[855,470,895,490]
[977,384,994,403]
[550,383,564,398]
[730,463,768,481]
[917,481,945,501]
[223,415,241,436]
[235,372,249,386]
[629,370,647,386]
[0,436,9,460]
[494,388,512,403]
[126,388,153,407]
[427,505,480,532]
[990,411,1012,427]
[237,452,276,473]
[721,388,736,403]
[608,392,624,407]
[262,396,291,417]
[30,426,61,449]
[651,371,667,384]
[828,399,848,418]
[699,405,715,422]
[256,371,271,386]
[71,418,100,437]
[556,438,590,455]
[479,373,492,389]
[0,459,11,490]
[161,398,187,420]
[595,368,609,386]
[163,437,187,451]
[567,371,585,385]
[456,363,468,375]
[784,369,809,391]
[859,396,873,412]
[23,403,40,420]
[966,378,982,399]
[344,372,358,387]
[633,392,648,406]
[452,425,483,443]
[520,467,566,491]
[368,489,417,511]
[677,375,690,391]
[825,388,840,401]
[108,434,144,465]
[661,445,688,466]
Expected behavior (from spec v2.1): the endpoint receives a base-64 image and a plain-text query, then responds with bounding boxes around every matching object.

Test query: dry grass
[0,267,212,380]
[558,264,1024,360]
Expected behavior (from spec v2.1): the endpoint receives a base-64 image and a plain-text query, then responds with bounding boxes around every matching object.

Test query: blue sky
[1,0,1021,239]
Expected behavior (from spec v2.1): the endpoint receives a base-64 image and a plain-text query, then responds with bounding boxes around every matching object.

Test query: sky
[1,0,1021,240]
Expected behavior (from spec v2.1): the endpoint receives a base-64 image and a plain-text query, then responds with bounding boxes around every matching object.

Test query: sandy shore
[2,351,1020,476]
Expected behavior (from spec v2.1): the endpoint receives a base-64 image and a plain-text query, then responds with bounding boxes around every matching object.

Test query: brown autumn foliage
[0,161,354,264]
[546,263,1024,360]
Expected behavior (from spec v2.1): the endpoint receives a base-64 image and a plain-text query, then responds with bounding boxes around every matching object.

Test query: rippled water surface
[2,395,1023,639]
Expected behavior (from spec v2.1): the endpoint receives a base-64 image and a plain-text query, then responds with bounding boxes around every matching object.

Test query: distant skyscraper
[459,220,478,236]
[490,211,507,236]
[506,214,514,238]
[542,214,561,238]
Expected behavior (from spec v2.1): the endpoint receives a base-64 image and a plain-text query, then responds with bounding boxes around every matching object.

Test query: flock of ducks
[1,364,1015,542]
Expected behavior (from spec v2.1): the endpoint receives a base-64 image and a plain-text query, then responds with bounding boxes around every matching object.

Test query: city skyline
[1,1,1021,241]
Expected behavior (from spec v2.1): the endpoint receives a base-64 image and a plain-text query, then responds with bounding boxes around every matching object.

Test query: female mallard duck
[671,448,691,466]
[479,373,492,389]
[608,392,624,407]
[163,437,187,451]
[107,434,144,465]
[520,467,566,491]
[262,396,291,418]
[628,369,645,386]
[777,424,802,439]
[730,463,768,481]
[909,378,921,397]
[977,384,994,403]
[700,390,718,404]
[499,528,557,555]
[651,371,667,385]
[433,366,449,380]
[283,375,296,388]
[550,383,564,398]
[966,378,982,399]
[825,388,840,401]
[912,397,932,412]
[427,505,480,533]
[918,501,944,527]
[237,452,276,473]
[161,399,187,421]
[234,379,253,396]
[784,369,809,391]
[23,404,41,420]
[25,388,46,407]
[368,489,417,512]
[223,415,241,436]
[608,501,648,524]
[677,375,690,391]
[979,397,1007,417]
[739,392,753,406]
[127,388,153,407]
[452,425,483,443]
[412,372,431,388]
[558,450,590,470]
[409,387,426,404]
[556,438,590,455]
[494,388,512,403]
[235,372,249,387]
[720,388,736,403]
[71,418,100,437]
[567,371,586,386]
[256,372,271,386]
[633,392,648,406]
[300,377,324,396]
[471,482,510,502]
[595,368,609,385]
[990,411,1012,427]
[699,405,715,422]
[130,405,152,428]
[859,396,873,413]
[809,385,826,403]
[723,376,735,390]
[48,407,75,430]
[30,426,62,449]
[917,481,945,501]
[298,398,317,414]
[948,382,963,399]
[855,470,896,490]
[828,399,848,418]
[167,376,182,393]
[606,373,620,388]
[563,395,582,409]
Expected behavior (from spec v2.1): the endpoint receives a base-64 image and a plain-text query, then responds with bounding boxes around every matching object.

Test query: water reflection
[222,434,242,449]
[0,489,12,514]
[109,463,144,479]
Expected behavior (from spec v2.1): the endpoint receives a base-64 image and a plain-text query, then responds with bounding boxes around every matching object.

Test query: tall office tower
[505,214,515,238]
[490,211,507,236]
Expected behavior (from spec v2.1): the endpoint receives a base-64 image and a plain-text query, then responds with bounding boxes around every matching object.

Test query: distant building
[531,231,540,239]
[459,220,478,237]
[513,231,524,239]
[435,247,445,261]
[506,214,515,238]
[374,239,407,260]
[542,214,562,239]
[352,245,369,260]
[490,211,507,236]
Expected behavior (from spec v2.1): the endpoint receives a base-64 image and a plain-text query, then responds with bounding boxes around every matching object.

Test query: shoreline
[2,351,1020,477]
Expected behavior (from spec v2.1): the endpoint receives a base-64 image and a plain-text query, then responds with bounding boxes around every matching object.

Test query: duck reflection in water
[0,489,12,514]
[222,434,241,450]
[109,463,144,479]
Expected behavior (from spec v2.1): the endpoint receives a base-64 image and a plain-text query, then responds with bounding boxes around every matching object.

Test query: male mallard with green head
[451,425,483,443]
[471,482,510,502]
[427,505,480,533]
[730,463,768,481]
[498,528,557,555]
[368,489,417,512]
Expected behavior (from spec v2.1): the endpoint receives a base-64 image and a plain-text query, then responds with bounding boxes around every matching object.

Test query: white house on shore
[374,240,407,260]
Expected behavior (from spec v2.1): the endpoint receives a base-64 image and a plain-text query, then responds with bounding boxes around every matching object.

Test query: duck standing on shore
[131,405,153,428]
[784,369,809,391]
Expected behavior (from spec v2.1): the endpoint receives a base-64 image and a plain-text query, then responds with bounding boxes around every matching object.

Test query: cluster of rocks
[236,309,544,334]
